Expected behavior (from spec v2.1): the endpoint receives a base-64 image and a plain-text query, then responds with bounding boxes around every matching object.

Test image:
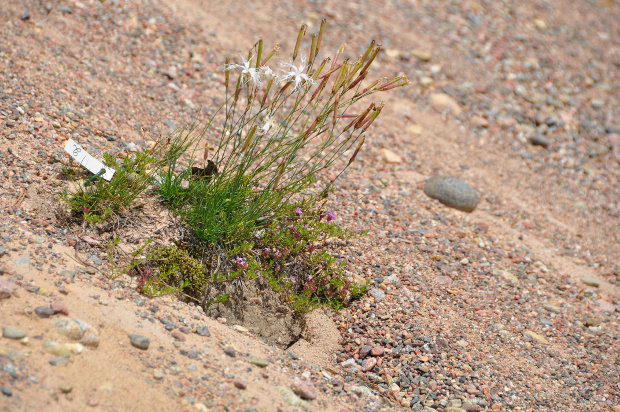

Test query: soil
[1,0,619,411]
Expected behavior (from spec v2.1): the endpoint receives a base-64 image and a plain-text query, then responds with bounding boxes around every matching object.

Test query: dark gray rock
[128,334,150,350]
[34,305,55,318]
[423,176,480,212]
[529,135,551,148]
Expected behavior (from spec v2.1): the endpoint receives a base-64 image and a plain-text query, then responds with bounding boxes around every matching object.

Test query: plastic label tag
[64,139,115,181]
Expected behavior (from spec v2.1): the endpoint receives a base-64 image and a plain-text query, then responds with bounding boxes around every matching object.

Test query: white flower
[278,57,314,90]
[260,116,274,135]
[260,65,274,79]
[225,56,262,86]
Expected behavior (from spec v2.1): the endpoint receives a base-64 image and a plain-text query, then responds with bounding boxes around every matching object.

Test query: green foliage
[136,245,209,297]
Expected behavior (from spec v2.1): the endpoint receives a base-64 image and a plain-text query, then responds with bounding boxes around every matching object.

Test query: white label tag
[64,139,116,181]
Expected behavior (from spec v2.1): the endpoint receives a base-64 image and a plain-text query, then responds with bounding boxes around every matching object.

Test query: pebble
[49,356,69,366]
[233,379,247,389]
[128,334,150,350]
[523,330,548,344]
[277,386,306,407]
[411,49,432,61]
[153,369,164,380]
[223,347,236,357]
[51,301,70,315]
[580,277,600,287]
[248,355,269,367]
[360,345,372,358]
[44,342,83,357]
[35,305,55,318]
[370,346,385,356]
[2,327,26,340]
[429,93,462,115]
[195,326,211,337]
[529,135,550,148]
[291,377,318,400]
[171,331,186,342]
[362,357,377,372]
[369,288,386,302]
[1,386,12,397]
[59,384,73,394]
[81,330,100,348]
[55,319,84,340]
[381,148,403,164]
[423,176,480,212]
[0,278,16,298]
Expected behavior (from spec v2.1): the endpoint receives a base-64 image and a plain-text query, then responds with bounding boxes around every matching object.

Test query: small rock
[412,49,432,61]
[3,327,26,340]
[128,334,150,350]
[81,330,100,348]
[0,278,16,298]
[59,384,73,394]
[529,135,550,148]
[1,386,12,397]
[350,385,372,397]
[55,319,84,340]
[223,347,236,357]
[523,330,548,344]
[248,355,269,368]
[381,148,402,164]
[153,369,164,380]
[195,326,211,337]
[359,345,372,358]
[234,379,247,389]
[369,288,385,302]
[171,331,186,342]
[362,357,377,372]
[44,342,83,357]
[35,305,55,318]
[583,317,601,327]
[278,386,306,407]
[20,11,30,21]
[51,301,69,316]
[49,356,69,366]
[580,277,600,287]
[291,377,318,400]
[370,346,385,356]
[424,176,480,212]
[429,93,462,115]
[232,324,248,333]
[543,304,561,314]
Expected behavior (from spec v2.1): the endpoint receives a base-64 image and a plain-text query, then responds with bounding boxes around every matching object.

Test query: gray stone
[423,176,480,212]
[277,386,306,407]
[195,326,210,337]
[529,135,550,148]
[128,334,150,350]
[35,306,55,318]
[2,327,26,340]
[1,386,12,397]
[580,277,600,287]
[369,288,386,302]
[248,355,269,367]
[49,356,69,366]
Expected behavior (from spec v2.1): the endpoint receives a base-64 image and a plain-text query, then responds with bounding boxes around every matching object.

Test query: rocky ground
[1,0,619,411]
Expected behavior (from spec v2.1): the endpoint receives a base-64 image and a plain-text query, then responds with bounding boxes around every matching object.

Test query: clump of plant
[150,22,406,310]
[159,21,408,245]
[61,131,193,224]
[132,244,209,298]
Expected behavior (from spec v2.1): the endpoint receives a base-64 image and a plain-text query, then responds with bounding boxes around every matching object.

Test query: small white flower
[225,56,262,86]
[278,57,314,90]
[260,116,274,135]
[260,65,274,79]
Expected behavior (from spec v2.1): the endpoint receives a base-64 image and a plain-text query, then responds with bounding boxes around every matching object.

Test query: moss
[141,245,209,297]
